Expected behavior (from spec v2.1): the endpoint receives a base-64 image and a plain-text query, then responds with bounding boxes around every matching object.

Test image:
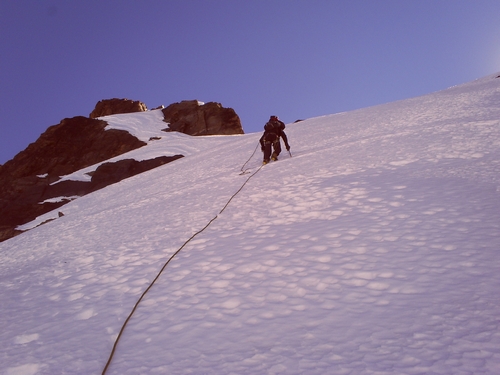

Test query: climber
[259,115,290,164]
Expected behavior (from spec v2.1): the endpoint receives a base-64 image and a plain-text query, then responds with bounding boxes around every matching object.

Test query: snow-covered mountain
[1,74,500,374]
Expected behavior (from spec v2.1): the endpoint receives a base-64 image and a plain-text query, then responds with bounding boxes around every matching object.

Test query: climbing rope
[102,163,264,375]
[239,140,261,175]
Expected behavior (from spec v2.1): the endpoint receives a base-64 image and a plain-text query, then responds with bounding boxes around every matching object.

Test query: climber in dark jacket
[259,115,290,164]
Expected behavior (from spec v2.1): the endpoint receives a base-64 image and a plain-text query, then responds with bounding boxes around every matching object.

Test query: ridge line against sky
[1,0,500,164]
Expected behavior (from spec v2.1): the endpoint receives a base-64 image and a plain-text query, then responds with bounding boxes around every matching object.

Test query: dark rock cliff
[162,100,243,136]
[0,116,148,242]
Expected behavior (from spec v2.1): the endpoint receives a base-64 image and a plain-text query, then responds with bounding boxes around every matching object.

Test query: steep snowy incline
[1,74,500,375]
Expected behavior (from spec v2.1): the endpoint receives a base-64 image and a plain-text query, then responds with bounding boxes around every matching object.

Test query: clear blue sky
[1,0,499,164]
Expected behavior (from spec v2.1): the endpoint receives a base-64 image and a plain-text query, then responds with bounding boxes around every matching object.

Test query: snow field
[1,73,500,374]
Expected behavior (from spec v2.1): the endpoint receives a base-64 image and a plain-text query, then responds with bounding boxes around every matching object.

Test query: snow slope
[1,74,500,374]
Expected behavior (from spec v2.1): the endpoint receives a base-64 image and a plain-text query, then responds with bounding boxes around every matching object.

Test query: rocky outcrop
[88,155,183,192]
[1,116,146,179]
[0,116,148,242]
[90,98,147,118]
[162,100,244,136]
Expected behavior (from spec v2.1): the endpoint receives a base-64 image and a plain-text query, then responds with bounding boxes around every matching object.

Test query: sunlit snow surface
[2,74,500,374]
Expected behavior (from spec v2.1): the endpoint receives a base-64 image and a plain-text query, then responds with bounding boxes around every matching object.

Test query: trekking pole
[288,149,292,158]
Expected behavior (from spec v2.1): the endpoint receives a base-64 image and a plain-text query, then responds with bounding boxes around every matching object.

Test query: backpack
[263,120,285,143]
[264,120,284,134]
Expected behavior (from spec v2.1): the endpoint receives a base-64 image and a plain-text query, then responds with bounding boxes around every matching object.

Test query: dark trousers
[263,140,281,161]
